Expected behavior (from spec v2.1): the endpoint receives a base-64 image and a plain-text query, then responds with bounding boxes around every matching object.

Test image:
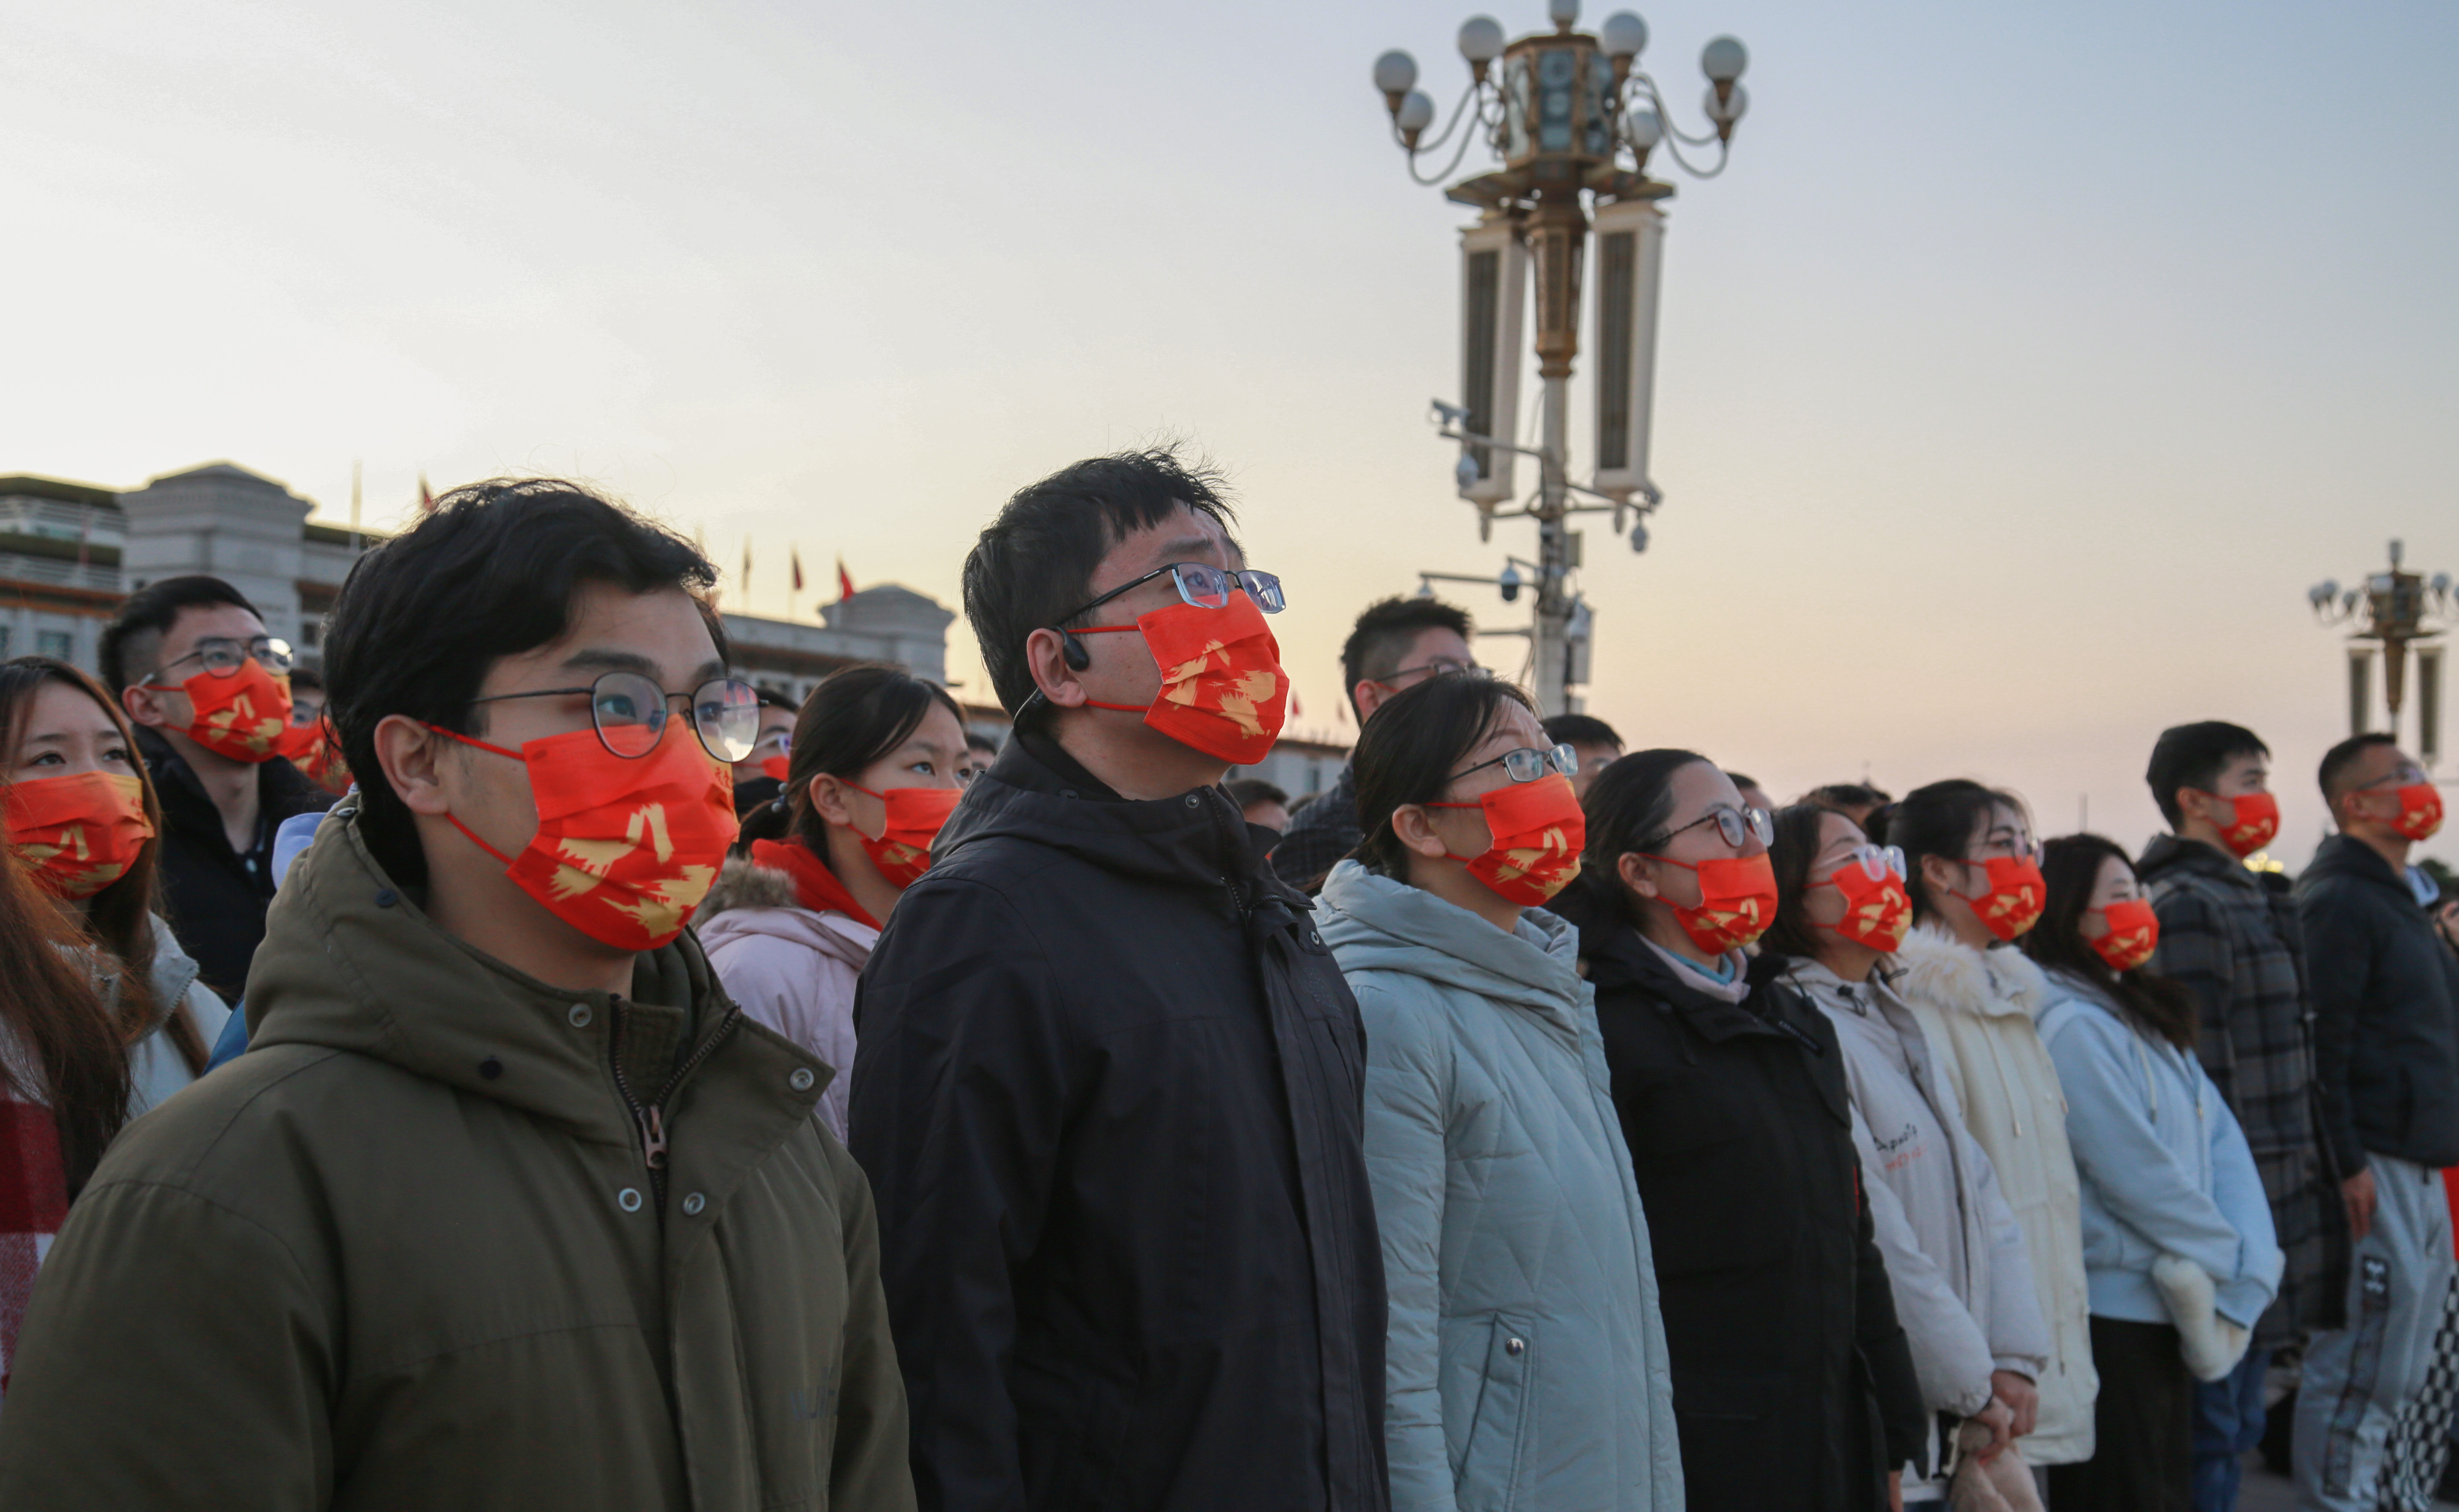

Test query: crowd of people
[0,449,2454,1512]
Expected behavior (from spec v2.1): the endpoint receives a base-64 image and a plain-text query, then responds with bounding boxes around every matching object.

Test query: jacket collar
[1889,919,2051,1018]
[1585,920,1783,1043]
[245,801,733,1148]
[134,724,323,855]
[1315,861,1586,1028]
[939,729,1291,908]
[2304,831,2425,908]
[2137,832,2259,892]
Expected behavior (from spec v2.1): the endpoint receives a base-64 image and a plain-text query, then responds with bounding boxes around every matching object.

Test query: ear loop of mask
[423,724,527,867]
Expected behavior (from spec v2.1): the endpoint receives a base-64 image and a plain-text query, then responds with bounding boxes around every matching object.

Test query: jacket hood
[936,733,1285,901]
[2302,832,2415,900]
[1890,920,2051,1019]
[1315,860,1584,1023]
[694,858,876,972]
[245,800,730,1147]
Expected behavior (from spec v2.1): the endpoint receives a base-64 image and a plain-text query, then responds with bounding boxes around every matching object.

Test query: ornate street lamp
[2310,539,2455,767]
[1372,1,1749,714]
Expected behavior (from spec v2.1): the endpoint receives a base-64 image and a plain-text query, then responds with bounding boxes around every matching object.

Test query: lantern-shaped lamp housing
[1497,30,1619,169]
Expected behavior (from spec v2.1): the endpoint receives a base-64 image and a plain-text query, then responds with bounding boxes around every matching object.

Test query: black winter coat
[1574,906,1924,1512]
[849,733,1389,1512]
[136,726,332,1003]
[2295,833,2459,1171]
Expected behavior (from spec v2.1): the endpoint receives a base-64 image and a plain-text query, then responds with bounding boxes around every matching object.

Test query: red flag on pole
[791,548,805,593]
[418,474,436,515]
[836,558,856,602]
[741,538,753,599]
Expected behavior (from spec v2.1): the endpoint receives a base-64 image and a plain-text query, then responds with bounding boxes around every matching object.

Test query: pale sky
[6,0,2455,868]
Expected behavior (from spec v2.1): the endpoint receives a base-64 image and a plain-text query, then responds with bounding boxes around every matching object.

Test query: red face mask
[1960,855,2047,942]
[1822,864,1911,953]
[2201,791,2280,858]
[432,722,739,952]
[171,657,295,763]
[1081,593,1289,766]
[276,715,352,795]
[847,783,962,889]
[1647,849,1779,954]
[2371,783,2446,842]
[4,771,155,899]
[759,754,791,783]
[2089,898,2161,972]
[1428,773,1586,906]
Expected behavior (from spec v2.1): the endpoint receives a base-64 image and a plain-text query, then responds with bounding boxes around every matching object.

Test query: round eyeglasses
[148,635,295,682]
[468,672,763,762]
[1650,804,1776,852]
[1448,742,1578,786]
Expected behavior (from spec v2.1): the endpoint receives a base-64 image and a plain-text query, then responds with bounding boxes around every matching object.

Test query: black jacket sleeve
[2297,881,2374,1178]
[1854,1171,1927,1470]
[849,877,1068,1512]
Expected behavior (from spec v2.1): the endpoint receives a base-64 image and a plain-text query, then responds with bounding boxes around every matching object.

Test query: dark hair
[99,574,261,694]
[1880,779,2027,923]
[1541,712,1622,749]
[321,478,722,887]
[733,664,964,858]
[1225,778,1288,811]
[1726,772,1762,793]
[965,731,1000,757]
[961,448,1239,716]
[288,667,324,696]
[2023,834,2196,1050]
[1761,801,1857,962]
[1341,596,1475,721]
[1353,674,1536,877]
[2145,722,2268,828]
[1573,747,1714,919]
[0,846,130,1192]
[2319,732,2399,805]
[1806,782,1892,813]
[0,658,201,1075]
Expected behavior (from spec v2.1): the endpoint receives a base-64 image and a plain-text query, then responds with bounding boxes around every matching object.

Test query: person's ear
[1616,851,1660,900]
[121,681,172,731]
[1352,679,1385,723]
[374,715,456,817]
[1389,803,1452,861]
[1921,852,1965,901]
[807,773,859,829]
[1025,627,1091,709]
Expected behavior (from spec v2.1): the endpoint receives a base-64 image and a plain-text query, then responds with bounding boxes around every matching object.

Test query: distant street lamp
[2310,539,2455,768]
[1372,1,1749,714]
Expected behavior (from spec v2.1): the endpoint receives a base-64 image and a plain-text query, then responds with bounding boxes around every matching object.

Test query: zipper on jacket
[607,994,744,1212]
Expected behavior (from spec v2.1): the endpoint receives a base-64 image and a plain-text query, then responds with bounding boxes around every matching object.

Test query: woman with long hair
[1763,802,2051,1505]
[0,657,224,1112]
[1881,779,2096,1477]
[2025,833,2280,1510]
[1314,674,1681,1511]
[1552,750,1924,1512]
[0,846,126,1407]
[697,663,967,1141]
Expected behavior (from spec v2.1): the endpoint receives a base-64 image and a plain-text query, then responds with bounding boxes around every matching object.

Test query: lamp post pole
[2309,541,2456,768]
[1373,2,1749,715]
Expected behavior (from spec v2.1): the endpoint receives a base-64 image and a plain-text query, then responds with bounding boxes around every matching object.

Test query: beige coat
[1892,923,2097,1466]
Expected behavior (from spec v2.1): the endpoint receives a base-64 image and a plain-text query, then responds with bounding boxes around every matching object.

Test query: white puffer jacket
[1891,923,2097,1467]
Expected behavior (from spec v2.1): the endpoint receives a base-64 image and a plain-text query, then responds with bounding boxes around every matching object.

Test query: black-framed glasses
[468,672,762,762]
[145,635,294,683]
[1057,561,1286,627]
[1649,804,1775,852]
[1449,742,1577,786]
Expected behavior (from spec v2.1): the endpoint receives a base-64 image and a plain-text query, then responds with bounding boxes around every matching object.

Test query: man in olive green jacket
[0,479,913,1511]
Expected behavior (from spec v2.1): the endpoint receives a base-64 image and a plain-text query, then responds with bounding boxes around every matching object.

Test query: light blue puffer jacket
[1318,862,1682,1512]
[2035,969,2283,1331]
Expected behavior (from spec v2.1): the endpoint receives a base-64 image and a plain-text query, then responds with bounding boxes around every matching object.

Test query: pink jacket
[695,857,878,1142]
